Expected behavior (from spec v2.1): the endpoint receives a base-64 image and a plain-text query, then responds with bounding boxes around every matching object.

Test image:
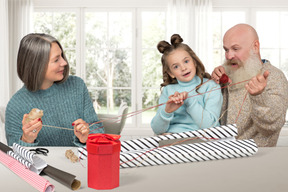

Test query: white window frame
[33,0,288,136]
[33,1,167,136]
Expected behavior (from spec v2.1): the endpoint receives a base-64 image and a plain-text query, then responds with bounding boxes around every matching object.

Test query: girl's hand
[165,91,188,113]
[72,119,89,143]
[21,114,42,143]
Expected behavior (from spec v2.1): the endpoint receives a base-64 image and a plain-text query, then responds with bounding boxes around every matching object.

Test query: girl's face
[41,42,67,89]
[166,48,196,82]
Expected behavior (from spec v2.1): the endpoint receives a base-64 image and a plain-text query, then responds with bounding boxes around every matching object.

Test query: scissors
[29,148,49,156]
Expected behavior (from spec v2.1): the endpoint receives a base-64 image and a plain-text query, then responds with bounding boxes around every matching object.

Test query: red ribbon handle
[88,134,121,144]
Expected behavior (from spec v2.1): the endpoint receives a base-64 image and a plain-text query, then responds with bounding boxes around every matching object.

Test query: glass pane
[261,49,280,68]
[34,12,53,34]
[91,89,132,123]
[141,11,165,125]
[142,49,162,88]
[142,88,161,124]
[91,89,107,114]
[65,49,76,75]
[112,49,132,87]
[281,49,288,79]
[114,89,132,124]
[52,13,76,48]
[85,12,107,49]
[85,48,106,87]
[109,12,132,48]
[256,12,279,48]
[142,12,166,48]
[222,12,246,34]
[212,49,222,71]
[85,11,132,86]
[212,11,221,48]
[280,12,288,48]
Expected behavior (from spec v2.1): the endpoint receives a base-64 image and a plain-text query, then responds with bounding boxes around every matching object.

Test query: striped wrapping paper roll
[9,143,47,174]
[13,143,34,163]
[7,151,32,169]
[120,139,258,168]
[121,124,238,153]
[78,124,240,161]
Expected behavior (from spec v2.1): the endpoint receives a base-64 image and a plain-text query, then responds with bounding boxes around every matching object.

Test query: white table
[1,147,288,192]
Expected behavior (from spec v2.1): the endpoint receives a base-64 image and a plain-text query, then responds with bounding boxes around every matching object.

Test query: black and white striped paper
[77,124,258,168]
[121,124,238,153]
[120,139,258,168]
[8,143,47,174]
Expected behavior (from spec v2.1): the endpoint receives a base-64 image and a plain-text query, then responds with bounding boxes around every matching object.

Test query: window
[212,9,247,67]
[33,7,165,135]
[33,1,288,135]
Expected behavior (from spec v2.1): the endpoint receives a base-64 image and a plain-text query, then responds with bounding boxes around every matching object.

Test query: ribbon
[88,134,121,144]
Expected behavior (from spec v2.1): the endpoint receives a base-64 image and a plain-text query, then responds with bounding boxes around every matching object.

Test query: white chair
[97,102,128,135]
[0,106,7,144]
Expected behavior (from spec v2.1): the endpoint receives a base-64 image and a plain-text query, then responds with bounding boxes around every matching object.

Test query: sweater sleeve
[249,68,288,135]
[150,87,173,135]
[184,81,223,129]
[5,99,39,147]
[72,78,104,147]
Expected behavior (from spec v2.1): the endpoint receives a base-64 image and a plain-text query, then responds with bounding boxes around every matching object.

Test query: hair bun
[171,34,183,46]
[157,41,171,53]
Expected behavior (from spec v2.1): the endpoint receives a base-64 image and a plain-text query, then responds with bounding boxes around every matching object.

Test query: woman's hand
[21,114,42,143]
[72,119,89,143]
[165,91,188,113]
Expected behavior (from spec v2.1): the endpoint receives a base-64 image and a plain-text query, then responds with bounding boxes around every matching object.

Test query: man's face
[223,30,254,71]
[223,49,262,90]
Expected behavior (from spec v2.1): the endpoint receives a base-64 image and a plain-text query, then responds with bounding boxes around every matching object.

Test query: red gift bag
[86,133,121,190]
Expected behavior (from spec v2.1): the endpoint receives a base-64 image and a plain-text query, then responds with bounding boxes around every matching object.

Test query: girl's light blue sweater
[5,76,103,147]
[151,76,223,135]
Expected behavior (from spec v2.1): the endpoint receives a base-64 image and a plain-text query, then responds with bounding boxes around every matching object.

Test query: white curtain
[0,0,33,107]
[166,0,213,73]
[0,0,10,107]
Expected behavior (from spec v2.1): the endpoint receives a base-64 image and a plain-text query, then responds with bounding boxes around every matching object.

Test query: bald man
[212,23,288,147]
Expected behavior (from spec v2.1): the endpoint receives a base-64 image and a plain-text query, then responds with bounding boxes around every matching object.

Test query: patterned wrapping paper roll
[78,124,258,168]
[0,150,55,192]
[119,139,258,168]
[78,124,239,160]
[0,142,81,191]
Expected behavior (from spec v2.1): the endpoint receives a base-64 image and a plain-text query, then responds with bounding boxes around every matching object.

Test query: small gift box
[86,133,121,190]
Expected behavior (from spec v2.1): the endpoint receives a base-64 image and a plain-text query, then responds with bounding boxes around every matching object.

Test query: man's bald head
[223,23,261,64]
[224,24,259,43]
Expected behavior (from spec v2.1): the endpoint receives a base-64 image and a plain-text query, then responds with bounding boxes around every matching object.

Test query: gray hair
[17,33,69,91]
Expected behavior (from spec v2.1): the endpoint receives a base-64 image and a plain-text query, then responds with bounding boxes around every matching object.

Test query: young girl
[151,34,223,135]
[5,33,103,147]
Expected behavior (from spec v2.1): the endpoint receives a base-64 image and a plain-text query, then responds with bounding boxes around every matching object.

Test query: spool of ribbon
[219,73,230,84]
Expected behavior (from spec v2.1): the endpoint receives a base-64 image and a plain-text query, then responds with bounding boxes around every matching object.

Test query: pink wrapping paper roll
[0,150,55,192]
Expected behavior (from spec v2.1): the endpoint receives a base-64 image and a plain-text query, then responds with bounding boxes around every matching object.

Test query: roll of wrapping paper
[0,142,81,191]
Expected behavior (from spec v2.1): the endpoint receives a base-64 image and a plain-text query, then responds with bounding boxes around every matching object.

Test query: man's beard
[223,50,263,90]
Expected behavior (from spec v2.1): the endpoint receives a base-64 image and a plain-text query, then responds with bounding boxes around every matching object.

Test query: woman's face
[41,42,67,89]
[166,48,196,82]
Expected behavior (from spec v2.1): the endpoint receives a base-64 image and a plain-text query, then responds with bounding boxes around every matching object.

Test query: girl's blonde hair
[157,34,210,92]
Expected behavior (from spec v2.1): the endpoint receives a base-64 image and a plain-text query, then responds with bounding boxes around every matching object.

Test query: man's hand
[211,66,232,84]
[245,70,269,96]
